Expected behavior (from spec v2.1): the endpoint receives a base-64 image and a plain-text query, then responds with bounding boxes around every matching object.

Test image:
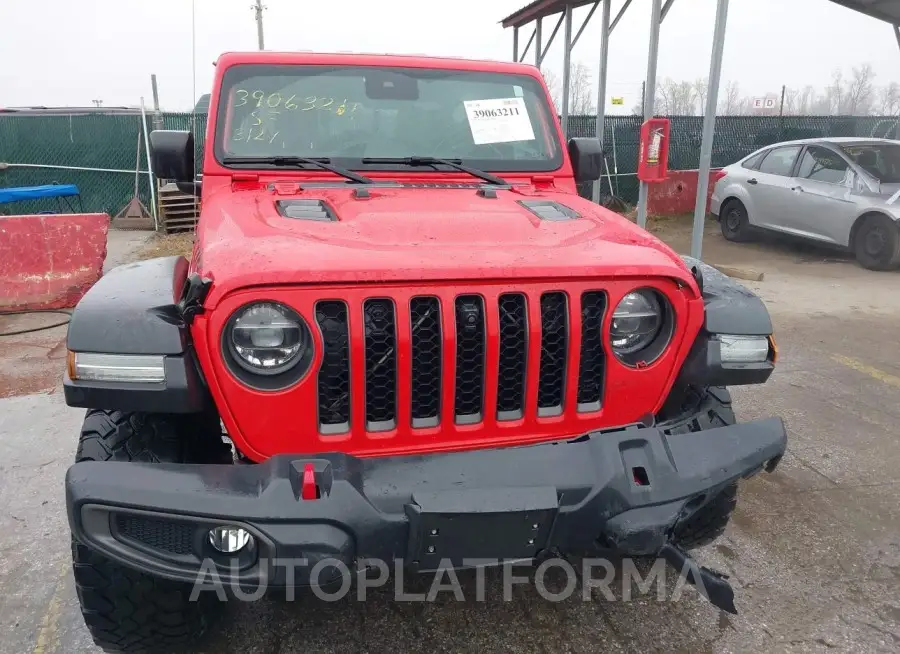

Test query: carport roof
[500,0,596,29]
[827,0,900,26]
[503,0,899,29]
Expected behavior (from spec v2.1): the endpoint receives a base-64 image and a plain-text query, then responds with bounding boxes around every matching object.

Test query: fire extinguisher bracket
[637,118,671,183]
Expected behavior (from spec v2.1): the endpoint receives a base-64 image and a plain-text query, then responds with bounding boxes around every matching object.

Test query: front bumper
[66,417,786,587]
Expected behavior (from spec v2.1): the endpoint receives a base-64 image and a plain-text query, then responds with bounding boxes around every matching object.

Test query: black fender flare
[64,256,213,413]
[675,257,774,388]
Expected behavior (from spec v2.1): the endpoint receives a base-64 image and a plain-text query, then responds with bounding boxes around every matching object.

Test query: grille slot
[115,514,194,556]
[497,293,528,420]
[315,301,351,433]
[410,297,442,428]
[577,292,607,412]
[363,299,397,431]
[537,292,569,415]
[454,295,486,424]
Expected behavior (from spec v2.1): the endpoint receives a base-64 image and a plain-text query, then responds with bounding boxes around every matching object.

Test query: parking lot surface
[2,227,899,653]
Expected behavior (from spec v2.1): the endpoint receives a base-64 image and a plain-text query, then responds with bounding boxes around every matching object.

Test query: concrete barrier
[648,169,723,216]
[0,213,109,311]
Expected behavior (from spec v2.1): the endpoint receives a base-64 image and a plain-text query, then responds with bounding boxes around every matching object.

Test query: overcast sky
[1,0,896,112]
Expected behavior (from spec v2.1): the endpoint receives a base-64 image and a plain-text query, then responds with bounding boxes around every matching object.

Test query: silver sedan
[710,137,900,270]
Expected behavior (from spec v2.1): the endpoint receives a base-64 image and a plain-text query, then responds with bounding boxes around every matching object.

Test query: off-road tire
[72,410,227,652]
[853,213,900,271]
[664,386,740,550]
[719,199,752,242]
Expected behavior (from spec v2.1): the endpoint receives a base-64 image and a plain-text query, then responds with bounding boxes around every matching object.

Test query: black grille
[454,295,485,423]
[316,301,350,433]
[115,514,194,555]
[410,297,442,427]
[363,299,397,430]
[537,292,568,414]
[577,292,607,411]
[497,293,528,419]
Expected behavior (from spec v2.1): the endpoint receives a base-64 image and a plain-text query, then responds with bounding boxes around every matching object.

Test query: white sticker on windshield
[463,97,535,145]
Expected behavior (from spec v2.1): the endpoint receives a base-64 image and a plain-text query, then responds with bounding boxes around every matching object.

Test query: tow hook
[658,543,737,614]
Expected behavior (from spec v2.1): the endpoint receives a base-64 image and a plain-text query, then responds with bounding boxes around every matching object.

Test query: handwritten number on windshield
[233,89,359,115]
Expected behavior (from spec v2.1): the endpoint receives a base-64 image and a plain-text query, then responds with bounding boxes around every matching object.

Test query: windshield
[214,64,562,172]
[840,143,900,184]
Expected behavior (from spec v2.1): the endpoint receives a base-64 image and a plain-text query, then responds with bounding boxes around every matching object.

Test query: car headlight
[610,289,673,365]
[224,302,313,388]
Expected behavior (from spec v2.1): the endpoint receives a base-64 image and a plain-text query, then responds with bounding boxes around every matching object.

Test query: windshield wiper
[361,156,508,186]
[222,156,373,185]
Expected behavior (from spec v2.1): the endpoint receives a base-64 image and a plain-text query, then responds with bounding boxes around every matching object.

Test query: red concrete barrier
[0,213,109,311]
[647,169,722,216]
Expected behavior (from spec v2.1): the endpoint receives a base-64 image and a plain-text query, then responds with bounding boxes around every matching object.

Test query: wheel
[662,387,739,550]
[72,410,228,652]
[853,214,900,271]
[719,200,752,242]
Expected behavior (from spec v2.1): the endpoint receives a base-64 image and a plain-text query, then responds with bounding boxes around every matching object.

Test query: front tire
[719,199,752,242]
[662,387,739,550]
[72,410,226,652]
[854,214,899,271]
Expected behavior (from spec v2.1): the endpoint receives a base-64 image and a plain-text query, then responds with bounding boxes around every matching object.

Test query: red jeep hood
[198,184,694,305]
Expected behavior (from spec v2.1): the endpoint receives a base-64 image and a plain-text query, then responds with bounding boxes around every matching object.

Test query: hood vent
[518,200,580,221]
[276,199,336,222]
[401,182,483,189]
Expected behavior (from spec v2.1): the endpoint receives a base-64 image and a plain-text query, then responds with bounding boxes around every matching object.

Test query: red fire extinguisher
[637,118,670,183]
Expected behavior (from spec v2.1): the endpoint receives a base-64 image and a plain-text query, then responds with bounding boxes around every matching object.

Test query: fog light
[718,335,769,363]
[208,526,253,554]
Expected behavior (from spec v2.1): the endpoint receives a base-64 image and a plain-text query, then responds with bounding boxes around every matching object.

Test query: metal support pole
[560,4,573,137]
[609,0,634,34]
[691,0,730,260]
[519,28,536,62]
[894,24,900,55]
[535,18,542,67]
[660,0,676,22]
[513,26,520,62]
[539,13,565,66]
[636,0,662,229]
[254,0,265,50]
[571,0,601,49]
[150,74,164,132]
[592,0,612,203]
[139,98,158,230]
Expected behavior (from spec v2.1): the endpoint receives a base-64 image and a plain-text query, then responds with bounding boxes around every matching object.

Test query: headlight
[224,302,313,388]
[610,289,673,365]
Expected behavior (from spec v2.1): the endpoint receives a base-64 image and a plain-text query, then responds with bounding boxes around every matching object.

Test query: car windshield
[214,64,563,173]
[840,143,900,184]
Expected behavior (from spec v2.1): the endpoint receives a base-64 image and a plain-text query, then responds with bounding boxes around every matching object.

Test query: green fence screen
[1,112,897,216]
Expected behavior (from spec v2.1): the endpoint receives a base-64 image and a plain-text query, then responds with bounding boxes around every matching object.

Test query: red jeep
[64,51,785,652]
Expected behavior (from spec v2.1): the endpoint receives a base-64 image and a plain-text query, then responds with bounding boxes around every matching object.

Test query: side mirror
[149,130,194,183]
[568,137,603,182]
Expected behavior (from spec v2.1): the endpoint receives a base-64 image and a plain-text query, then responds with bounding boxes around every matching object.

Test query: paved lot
[1,227,899,653]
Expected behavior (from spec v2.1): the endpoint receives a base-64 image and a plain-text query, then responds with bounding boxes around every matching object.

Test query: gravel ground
[1,226,899,654]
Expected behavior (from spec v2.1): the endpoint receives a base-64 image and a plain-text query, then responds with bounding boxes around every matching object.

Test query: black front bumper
[66,417,786,587]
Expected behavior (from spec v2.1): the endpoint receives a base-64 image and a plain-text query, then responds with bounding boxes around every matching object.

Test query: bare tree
[878,82,900,115]
[655,78,699,115]
[844,63,876,116]
[718,81,743,115]
[694,77,709,113]
[825,69,846,114]
[797,85,816,115]
[782,87,800,115]
[568,62,596,115]
[541,68,561,112]
[541,63,595,114]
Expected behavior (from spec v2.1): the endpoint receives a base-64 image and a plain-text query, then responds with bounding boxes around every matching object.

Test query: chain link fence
[1,111,897,216]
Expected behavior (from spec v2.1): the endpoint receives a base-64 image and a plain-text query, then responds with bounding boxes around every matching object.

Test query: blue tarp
[0,184,80,204]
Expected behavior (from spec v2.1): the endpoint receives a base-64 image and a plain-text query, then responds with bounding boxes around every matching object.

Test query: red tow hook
[300,463,318,500]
